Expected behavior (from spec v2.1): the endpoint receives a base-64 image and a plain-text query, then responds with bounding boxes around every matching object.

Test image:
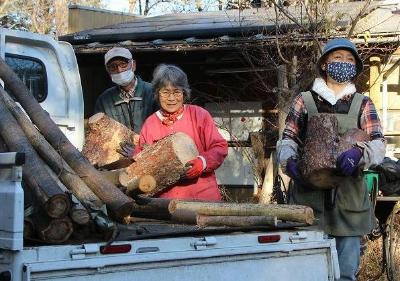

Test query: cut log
[34,216,73,244]
[196,215,278,228]
[0,97,70,218]
[82,113,137,167]
[0,60,134,220]
[131,197,172,220]
[120,132,199,196]
[0,87,104,213]
[169,201,314,225]
[127,175,157,194]
[300,114,369,189]
[43,163,90,225]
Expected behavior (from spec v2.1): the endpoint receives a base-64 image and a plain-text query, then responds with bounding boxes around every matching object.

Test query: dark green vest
[290,91,375,236]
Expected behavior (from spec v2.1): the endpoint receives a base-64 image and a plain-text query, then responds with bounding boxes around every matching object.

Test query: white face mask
[111,69,135,86]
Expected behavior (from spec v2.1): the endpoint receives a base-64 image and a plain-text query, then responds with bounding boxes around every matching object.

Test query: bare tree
[0,0,102,36]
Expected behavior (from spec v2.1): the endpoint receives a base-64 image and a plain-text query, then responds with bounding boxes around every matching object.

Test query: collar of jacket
[114,76,145,104]
[312,78,356,106]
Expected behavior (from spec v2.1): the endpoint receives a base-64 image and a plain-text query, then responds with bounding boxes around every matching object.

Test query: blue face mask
[326,62,357,83]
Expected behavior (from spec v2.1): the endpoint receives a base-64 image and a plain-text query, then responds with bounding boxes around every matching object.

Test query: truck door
[0,28,84,150]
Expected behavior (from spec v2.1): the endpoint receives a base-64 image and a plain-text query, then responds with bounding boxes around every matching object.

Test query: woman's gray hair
[152,64,191,101]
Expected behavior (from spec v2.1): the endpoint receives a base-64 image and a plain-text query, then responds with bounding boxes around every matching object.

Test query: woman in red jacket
[135,64,228,201]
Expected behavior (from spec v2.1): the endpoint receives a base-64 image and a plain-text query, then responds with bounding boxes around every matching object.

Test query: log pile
[131,197,315,227]
[0,58,134,244]
[299,114,369,189]
[82,113,137,168]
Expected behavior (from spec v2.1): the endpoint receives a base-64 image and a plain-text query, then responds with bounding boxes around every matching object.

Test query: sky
[103,0,130,13]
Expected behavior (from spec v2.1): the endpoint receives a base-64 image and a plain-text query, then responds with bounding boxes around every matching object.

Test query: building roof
[61,1,400,53]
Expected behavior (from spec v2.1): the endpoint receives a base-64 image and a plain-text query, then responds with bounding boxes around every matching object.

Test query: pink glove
[185,158,204,179]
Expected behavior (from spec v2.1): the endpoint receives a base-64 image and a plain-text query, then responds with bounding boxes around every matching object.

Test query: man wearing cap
[276,38,385,280]
[94,47,156,156]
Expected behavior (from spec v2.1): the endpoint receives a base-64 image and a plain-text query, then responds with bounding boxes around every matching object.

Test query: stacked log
[0,59,134,244]
[130,197,314,227]
[168,201,314,225]
[0,58,134,220]
[299,114,369,189]
[82,113,137,168]
[120,132,199,197]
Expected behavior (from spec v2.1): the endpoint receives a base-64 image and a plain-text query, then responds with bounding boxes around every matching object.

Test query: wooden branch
[169,201,314,225]
[0,96,70,219]
[0,59,133,220]
[0,87,105,212]
[196,215,278,228]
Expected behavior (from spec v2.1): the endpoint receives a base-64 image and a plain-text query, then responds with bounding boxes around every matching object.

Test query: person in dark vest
[276,38,386,281]
[94,47,157,157]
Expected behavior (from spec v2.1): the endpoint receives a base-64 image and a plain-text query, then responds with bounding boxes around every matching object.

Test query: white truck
[0,28,340,281]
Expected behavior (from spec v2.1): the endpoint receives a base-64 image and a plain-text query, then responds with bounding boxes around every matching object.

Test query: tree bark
[0,59,133,220]
[0,87,105,213]
[300,114,369,189]
[169,201,314,225]
[0,97,70,219]
[82,113,136,167]
[121,132,199,196]
[196,215,278,227]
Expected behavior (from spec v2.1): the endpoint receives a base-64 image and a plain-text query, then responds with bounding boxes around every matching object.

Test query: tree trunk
[0,97,70,219]
[300,114,369,189]
[196,215,277,227]
[0,87,105,213]
[169,201,314,225]
[120,132,199,197]
[0,59,133,220]
[34,215,73,243]
[82,113,137,167]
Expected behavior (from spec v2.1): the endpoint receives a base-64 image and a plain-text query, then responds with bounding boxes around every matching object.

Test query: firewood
[34,215,73,244]
[300,114,369,189]
[82,113,137,167]
[120,132,199,196]
[0,60,134,220]
[0,87,105,213]
[169,201,314,225]
[0,97,70,219]
[131,197,172,220]
[127,175,157,194]
[196,215,278,227]
[43,163,90,225]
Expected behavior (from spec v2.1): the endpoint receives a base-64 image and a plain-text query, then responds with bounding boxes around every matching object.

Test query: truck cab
[0,28,84,150]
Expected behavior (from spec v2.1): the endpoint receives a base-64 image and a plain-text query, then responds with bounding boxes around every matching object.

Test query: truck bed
[2,223,339,281]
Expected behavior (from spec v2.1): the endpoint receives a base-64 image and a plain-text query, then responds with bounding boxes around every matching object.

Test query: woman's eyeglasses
[159,89,184,98]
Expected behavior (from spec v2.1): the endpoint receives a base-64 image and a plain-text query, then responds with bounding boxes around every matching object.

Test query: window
[5,54,47,102]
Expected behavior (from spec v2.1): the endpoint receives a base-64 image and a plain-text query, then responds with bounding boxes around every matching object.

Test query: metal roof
[61,1,400,52]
